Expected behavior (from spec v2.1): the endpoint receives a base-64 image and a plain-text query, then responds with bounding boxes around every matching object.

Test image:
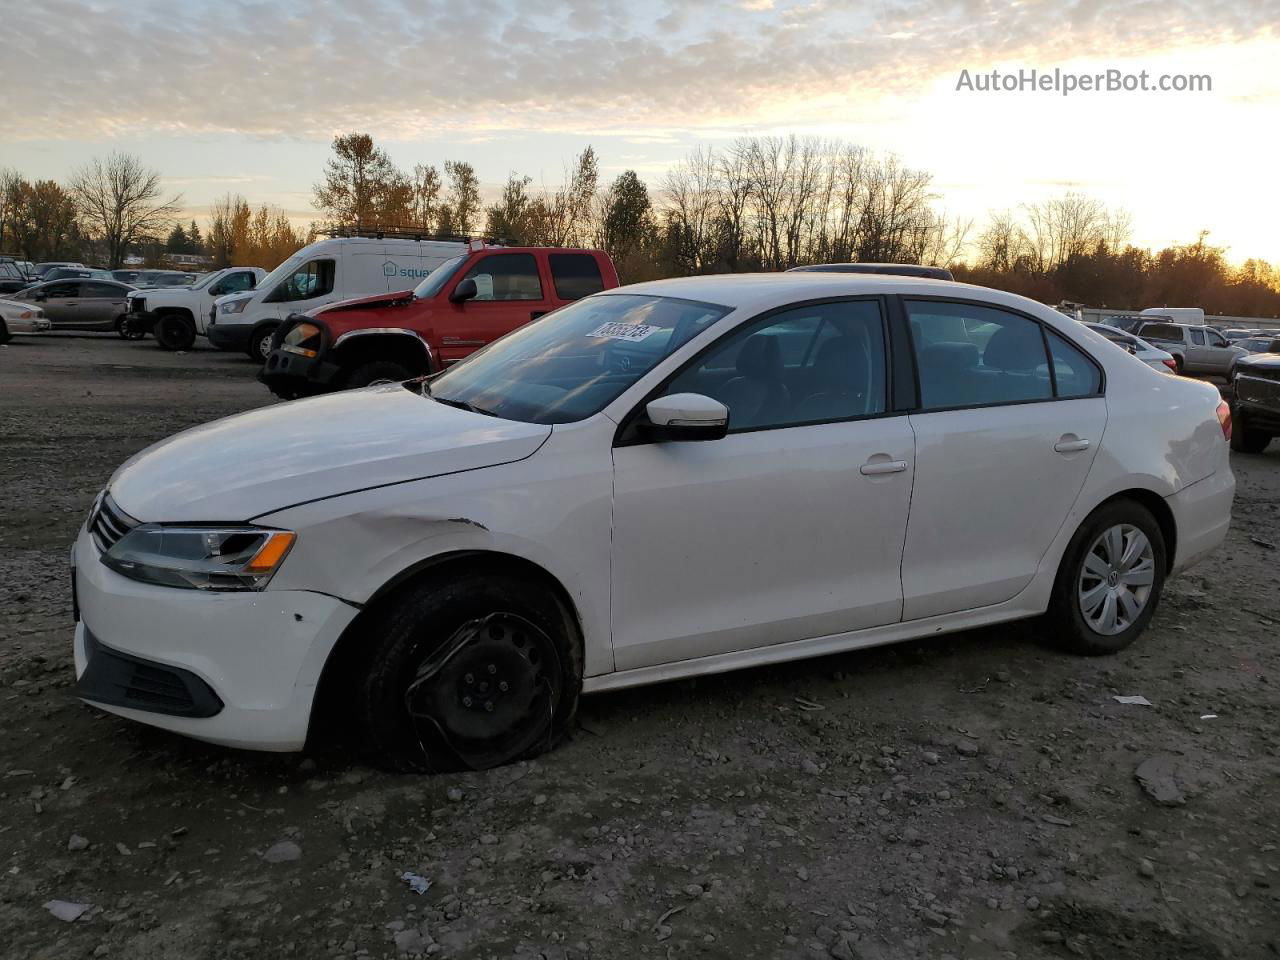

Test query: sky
[2,0,1279,262]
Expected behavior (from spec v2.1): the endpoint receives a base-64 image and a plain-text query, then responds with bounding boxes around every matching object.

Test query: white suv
[72,274,1235,771]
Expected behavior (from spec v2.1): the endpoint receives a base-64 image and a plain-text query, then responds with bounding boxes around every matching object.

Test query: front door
[610,299,914,671]
[440,253,554,365]
[900,299,1108,620]
[38,281,82,326]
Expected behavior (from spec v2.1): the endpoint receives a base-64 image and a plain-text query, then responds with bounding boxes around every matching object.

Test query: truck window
[1137,323,1183,343]
[549,253,605,300]
[268,259,335,303]
[460,253,542,301]
[1188,329,1206,345]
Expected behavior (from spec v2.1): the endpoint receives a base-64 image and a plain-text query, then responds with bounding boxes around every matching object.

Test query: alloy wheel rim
[1077,523,1155,635]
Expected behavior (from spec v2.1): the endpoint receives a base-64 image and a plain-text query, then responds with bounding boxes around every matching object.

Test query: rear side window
[83,282,123,298]
[1047,331,1102,397]
[907,301,1051,410]
[462,253,542,301]
[1189,329,1206,345]
[549,254,605,300]
[1139,323,1183,343]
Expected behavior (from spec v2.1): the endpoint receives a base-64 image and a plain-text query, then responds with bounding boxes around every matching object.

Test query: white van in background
[208,235,469,360]
[1141,306,1205,326]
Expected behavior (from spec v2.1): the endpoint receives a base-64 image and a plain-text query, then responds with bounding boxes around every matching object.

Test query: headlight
[281,322,322,358]
[18,310,38,319]
[102,525,296,591]
[220,299,249,315]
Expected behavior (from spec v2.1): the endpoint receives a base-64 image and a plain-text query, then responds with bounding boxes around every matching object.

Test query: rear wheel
[115,315,146,340]
[0,319,10,345]
[1046,498,1166,655]
[344,360,412,389]
[154,314,196,351]
[355,573,581,773]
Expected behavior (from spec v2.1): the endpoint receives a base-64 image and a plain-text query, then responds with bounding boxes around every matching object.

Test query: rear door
[1186,327,1211,370]
[438,252,554,365]
[901,299,1107,620]
[81,282,129,328]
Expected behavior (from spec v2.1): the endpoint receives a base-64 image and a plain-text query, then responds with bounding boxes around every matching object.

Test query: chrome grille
[89,493,138,554]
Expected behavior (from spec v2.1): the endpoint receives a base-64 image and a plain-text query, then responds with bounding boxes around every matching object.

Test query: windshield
[413,254,467,299]
[257,254,306,294]
[424,293,733,424]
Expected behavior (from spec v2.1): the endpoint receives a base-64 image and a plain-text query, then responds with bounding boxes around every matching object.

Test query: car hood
[109,384,552,522]
[1238,353,1280,369]
[314,290,417,315]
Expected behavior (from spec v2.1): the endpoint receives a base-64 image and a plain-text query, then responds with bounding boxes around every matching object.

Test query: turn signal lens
[1216,400,1232,442]
[282,322,322,358]
[245,532,297,573]
[1162,358,1178,372]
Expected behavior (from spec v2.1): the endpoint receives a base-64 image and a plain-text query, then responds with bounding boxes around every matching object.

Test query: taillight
[1162,358,1178,372]
[1216,400,1232,442]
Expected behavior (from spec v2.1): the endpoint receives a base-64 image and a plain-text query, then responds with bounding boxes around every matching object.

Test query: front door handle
[860,459,908,476]
[1054,435,1091,453]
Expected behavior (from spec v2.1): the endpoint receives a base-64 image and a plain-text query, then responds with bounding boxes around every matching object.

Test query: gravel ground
[1,332,1278,960]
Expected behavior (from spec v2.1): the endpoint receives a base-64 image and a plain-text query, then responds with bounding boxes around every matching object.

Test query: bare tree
[313,133,405,227]
[68,153,180,268]
[661,146,719,273]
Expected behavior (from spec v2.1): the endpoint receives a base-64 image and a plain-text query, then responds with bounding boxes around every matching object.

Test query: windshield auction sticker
[587,322,659,343]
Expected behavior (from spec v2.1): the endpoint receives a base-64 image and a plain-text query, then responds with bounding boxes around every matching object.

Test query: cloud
[1,0,1277,143]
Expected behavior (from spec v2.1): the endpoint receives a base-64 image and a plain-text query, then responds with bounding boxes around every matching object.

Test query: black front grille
[131,296,146,314]
[1240,366,1280,384]
[89,493,138,554]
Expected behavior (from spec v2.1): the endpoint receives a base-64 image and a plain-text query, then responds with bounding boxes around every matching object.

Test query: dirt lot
[1,332,1277,960]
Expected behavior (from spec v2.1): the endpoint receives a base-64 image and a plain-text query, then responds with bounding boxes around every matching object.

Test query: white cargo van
[208,236,468,359]
[1141,306,1205,326]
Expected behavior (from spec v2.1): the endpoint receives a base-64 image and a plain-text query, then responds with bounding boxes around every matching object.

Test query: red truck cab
[260,244,619,398]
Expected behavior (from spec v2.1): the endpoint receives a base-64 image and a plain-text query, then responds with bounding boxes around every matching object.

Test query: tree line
[3,136,1278,318]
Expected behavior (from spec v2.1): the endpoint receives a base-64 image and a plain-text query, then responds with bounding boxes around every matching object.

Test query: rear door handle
[1054,436,1091,453]
[860,459,908,476]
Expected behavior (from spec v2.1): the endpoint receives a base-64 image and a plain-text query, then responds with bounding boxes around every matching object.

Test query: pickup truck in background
[1134,321,1248,377]
[1231,352,1280,453]
[124,266,266,348]
[260,245,619,397]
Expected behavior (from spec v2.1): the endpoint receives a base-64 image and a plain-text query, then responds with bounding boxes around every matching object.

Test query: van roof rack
[315,224,510,246]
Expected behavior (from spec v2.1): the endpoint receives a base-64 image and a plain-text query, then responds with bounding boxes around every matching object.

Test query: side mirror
[642,393,729,442]
[449,277,478,304]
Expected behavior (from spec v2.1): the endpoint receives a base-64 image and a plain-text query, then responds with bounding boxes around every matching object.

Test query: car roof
[605,273,1053,319]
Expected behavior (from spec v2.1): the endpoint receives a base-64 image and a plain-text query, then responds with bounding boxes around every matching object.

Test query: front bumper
[206,321,252,351]
[259,348,343,393]
[7,317,51,334]
[72,524,359,751]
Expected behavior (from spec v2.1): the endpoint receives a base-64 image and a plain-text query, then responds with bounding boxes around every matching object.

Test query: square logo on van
[382,260,398,277]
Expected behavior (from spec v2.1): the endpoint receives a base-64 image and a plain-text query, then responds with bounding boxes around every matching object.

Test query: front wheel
[344,360,412,389]
[1231,414,1272,453]
[1046,499,1166,656]
[154,314,196,351]
[356,573,582,773]
[248,326,277,361]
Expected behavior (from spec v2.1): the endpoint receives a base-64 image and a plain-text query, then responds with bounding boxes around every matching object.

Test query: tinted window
[461,253,542,301]
[42,282,80,298]
[1138,323,1184,343]
[1189,329,1206,345]
[549,254,605,300]
[268,259,335,303]
[425,294,730,424]
[83,282,125,298]
[1207,331,1228,347]
[1047,331,1102,397]
[664,300,887,430]
[907,300,1052,409]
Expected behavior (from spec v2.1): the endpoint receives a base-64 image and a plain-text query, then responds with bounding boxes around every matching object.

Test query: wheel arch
[154,305,195,322]
[331,330,435,376]
[306,549,584,747]
[1084,487,1178,574]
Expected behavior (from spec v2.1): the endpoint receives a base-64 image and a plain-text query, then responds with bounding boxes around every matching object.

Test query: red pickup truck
[260,245,619,399]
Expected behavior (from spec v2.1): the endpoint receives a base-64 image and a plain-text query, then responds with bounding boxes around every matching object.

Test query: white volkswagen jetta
[72,273,1235,771]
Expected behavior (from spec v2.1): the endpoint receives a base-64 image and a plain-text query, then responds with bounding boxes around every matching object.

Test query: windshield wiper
[430,393,496,417]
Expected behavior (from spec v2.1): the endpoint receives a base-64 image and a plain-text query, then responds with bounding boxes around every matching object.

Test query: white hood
[109,384,551,522]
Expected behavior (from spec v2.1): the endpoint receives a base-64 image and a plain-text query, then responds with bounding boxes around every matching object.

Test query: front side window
[83,282,124,299]
[218,271,256,294]
[42,282,80,299]
[907,300,1052,409]
[460,253,543,301]
[549,253,605,300]
[662,300,887,431]
[268,259,335,303]
[425,294,730,424]
[1208,332,1228,348]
